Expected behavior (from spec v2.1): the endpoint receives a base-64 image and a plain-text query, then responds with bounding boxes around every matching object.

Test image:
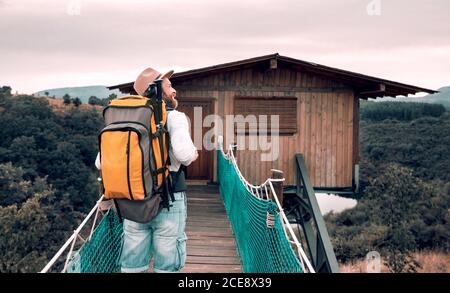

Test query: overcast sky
[0,0,449,94]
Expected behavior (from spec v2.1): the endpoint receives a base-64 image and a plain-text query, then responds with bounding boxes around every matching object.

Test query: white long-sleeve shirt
[166,109,198,171]
[95,109,198,172]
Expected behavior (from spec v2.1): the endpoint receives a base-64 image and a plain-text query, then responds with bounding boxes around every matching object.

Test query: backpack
[98,80,174,223]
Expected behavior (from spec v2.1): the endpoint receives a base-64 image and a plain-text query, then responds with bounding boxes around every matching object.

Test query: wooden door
[176,99,213,181]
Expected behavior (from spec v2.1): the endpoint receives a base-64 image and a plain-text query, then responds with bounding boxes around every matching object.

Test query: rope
[217,136,315,273]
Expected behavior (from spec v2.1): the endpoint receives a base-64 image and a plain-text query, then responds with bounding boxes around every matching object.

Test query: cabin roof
[108,53,437,99]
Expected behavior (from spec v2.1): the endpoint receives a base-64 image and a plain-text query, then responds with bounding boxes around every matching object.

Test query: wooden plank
[234,71,240,86]
[275,68,280,86]
[188,199,223,205]
[284,69,291,87]
[187,215,229,220]
[187,214,230,222]
[326,92,333,187]
[301,72,308,88]
[305,93,311,182]
[188,207,227,212]
[187,231,235,238]
[186,256,241,265]
[310,93,316,186]
[188,242,237,250]
[188,198,225,203]
[295,72,301,87]
[188,198,224,204]
[256,141,261,186]
[187,219,230,225]
[353,96,360,165]
[344,93,350,187]
[346,92,354,186]
[186,221,232,230]
[311,75,317,89]
[188,217,230,223]
[321,91,327,187]
[342,93,348,187]
[336,92,344,186]
[187,247,239,257]
[182,264,242,273]
[188,214,229,220]
[315,92,322,187]
[247,69,253,86]
[287,135,294,185]
[299,93,306,161]
[290,68,297,86]
[332,92,338,187]
[188,203,226,208]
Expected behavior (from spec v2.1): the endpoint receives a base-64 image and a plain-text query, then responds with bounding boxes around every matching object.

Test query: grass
[339,251,450,273]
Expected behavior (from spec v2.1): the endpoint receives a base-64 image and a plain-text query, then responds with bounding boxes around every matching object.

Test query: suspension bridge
[40,140,332,273]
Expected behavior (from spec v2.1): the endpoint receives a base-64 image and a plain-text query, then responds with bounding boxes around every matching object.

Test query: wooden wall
[175,63,356,188]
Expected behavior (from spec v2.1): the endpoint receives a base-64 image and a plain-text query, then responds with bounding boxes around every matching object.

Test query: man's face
[162,78,176,101]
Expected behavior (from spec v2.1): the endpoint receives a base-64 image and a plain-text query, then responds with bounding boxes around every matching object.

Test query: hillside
[35,95,103,113]
[326,103,450,272]
[374,86,450,108]
[34,85,122,103]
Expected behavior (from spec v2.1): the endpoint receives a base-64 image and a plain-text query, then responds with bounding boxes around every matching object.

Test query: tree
[0,163,31,206]
[107,93,117,101]
[63,94,71,105]
[0,86,12,97]
[364,164,426,273]
[0,163,54,272]
[44,91,49,97]
[88,96,101,106]
[72,97,82,107]
[0,196,50,272]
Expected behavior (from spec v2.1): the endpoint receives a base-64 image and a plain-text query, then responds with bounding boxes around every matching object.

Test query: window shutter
[234,96,297,135]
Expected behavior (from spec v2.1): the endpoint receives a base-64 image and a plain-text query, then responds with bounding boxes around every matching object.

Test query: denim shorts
[120,191,187,273]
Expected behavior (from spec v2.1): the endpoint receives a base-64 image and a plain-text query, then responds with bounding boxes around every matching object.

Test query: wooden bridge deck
[181,185,242,273]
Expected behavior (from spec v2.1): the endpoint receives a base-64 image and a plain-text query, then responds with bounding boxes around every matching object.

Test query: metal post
[288,154,340,273]
[270,169,284,209]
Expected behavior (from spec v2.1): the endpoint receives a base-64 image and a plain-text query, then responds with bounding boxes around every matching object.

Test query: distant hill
[34,85,122,104]
[374,86,450,108]
[36,96,103,113]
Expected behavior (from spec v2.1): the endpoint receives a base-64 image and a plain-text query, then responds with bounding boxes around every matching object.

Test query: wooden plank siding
[175,63,355,188]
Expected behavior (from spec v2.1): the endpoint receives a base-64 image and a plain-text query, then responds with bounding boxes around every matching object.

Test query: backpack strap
[144,80,174,209]
[116,95,147,100]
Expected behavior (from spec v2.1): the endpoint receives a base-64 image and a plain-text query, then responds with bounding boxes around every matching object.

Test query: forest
[326,100,449,272]
[0,86,103,272]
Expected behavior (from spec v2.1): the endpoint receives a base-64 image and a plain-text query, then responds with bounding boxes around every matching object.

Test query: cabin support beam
[283,154,340,273]
[358,83,386,98]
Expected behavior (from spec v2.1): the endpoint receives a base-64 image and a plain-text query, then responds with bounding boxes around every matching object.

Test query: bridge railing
[217,136,315,273]
[40,195,122,273]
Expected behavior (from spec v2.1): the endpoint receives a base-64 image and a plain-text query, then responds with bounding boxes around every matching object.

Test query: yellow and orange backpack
[99,80,173,223]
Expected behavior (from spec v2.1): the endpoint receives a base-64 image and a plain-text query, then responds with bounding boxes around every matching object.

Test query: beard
[163,93,178,109]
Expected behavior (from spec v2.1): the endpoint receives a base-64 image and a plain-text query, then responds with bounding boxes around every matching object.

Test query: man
[96,67,198,273]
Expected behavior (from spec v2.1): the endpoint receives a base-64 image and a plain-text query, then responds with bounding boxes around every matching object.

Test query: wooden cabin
[108,53,435,193]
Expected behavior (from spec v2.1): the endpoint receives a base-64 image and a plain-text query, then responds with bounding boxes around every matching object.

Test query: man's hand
[193,150,199,162]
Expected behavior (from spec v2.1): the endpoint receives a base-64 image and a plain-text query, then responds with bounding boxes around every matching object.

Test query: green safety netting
[217,150,303,273]
[66,209,123,273]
